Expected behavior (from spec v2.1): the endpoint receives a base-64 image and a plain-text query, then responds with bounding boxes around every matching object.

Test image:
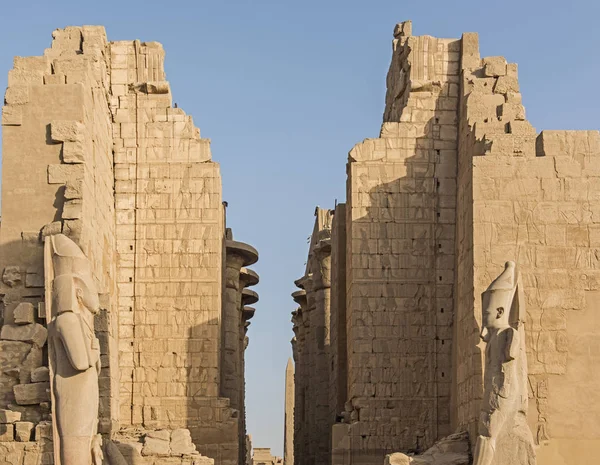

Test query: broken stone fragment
[41,221,62,237]
[141,435,170,456]
[14,303,35,325]
[35,421,53,441]
[13,382,51,405]
[0,409,22,423]
[31,367,49,383]
[384,432,469,465]
[170,428,196,455]
[0,323,47,347]
[393,21,412,38]
[2,266,22,287]
[15,422,34,442]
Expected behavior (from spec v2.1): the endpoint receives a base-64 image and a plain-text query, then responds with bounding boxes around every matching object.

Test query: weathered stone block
[4,86,29,105]
[31,367,49,383]
[2,105,22,126]
[50,120,84,142]
[494,75,520,94]
[14,422,34,442]
[13,382,50,405]
[482,56,507,77]
[13,303,35,325]
[142,435,170,456]
[47,164,84,185]
[35,421,53,441]
[62,139,85,163]
[0,323,47,347]
[0,409,22,423]
[170,428,196,455]
[0,424,14,442]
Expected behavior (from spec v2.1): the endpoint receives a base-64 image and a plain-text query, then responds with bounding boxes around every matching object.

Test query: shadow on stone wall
[187,321,238,465]
[339,84,483,462]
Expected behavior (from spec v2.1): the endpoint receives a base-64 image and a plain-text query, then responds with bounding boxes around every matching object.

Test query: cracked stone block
[13,382,50,405]
[3,267,22,287]
[0,323,48,347]
[14,303,35,325]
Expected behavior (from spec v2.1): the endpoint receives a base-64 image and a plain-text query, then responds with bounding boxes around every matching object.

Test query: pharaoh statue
[45,234,103,465]
[473,261,535,465]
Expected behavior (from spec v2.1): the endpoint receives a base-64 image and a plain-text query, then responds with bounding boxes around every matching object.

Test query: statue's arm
[56,312,91,371]
[504,327,519,361]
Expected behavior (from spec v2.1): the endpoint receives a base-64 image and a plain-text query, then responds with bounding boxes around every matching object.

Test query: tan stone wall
[1,26,119,442]
[337,30,459,463]
[292,209,332,465]
[108,40,237,464]
[1,26,241,465]
[454,32,600,464]
[328,203,347,425]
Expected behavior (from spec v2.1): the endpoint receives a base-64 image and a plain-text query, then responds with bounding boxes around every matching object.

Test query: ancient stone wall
[292,208,332,465]
[454,32,600,465]
[303,21,600,465]
[330,24,459,464]
[328,203,347,427]
[1,25,254,465]
[0,26,120,459]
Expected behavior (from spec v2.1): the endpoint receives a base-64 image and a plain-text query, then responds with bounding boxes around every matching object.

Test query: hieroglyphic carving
[45,234,103,465]
[473,261,535,465]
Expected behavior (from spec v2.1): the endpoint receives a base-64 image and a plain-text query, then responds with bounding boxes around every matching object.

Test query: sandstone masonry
[0,26,259,465]
[291,21,600,465]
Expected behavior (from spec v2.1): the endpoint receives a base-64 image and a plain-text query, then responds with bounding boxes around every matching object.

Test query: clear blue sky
[1,0,599,457]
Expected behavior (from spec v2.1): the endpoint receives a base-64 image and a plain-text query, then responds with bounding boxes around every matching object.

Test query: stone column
[312,238,332,465]
[221,240,258,412]
[292,284,309,465]
[238,267,259,465]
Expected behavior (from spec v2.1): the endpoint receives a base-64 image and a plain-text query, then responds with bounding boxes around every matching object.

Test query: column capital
[225,240,258,267]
